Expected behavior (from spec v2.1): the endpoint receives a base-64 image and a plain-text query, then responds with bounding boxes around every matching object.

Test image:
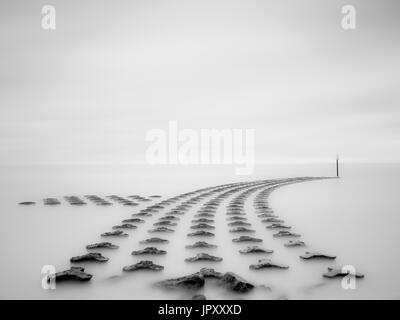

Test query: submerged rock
[18,201,36,205]
[219,272,254,293]
[198,267,223,278]
[70,252,109,263]
[300,252,336,260]
[86,242,119,249]
[228,221,251,226]
[140,237,169,244]
[229,227,255,233]
[191,294,206,300]
[65,196,87,206]
[191,223,215,230]
[154,221,177,226]
[131,212,152,217]
[227,204,243,209]
[266,223,291,229]
[185,241,217,249]
[262,218,284,223]
[112,224,137,229]
[122,218,145,223]
[148,227,174,233]
[168,210,185,215]
[239,246,273,254]
[232,236,262,243]
[159,216,180,221]
[323,267,364,279]
[284,240,306,247]
[194,213,214,218]
[101,230,128,237]
[192,218,214,223]
[227,216,247,221]
[258,213,277,218]
[107,195,138,207]
[256,208,273,213]
[151,204,165,209]
[86,195,111,206]
[187,231,215,237]
[123,260,164,272]
[96,202,113,206]
[226,211,245,216]
[156,268,253,293]
[156,273,205,290]
[50,266,92,283]
[141,208,158,213]
[185,253,223,262]
[273,231,300,238]
[131,247,167,255]
[249,259,289,270]
[197,208,216,213]
[122,202,138,206]
[44,198,61,205]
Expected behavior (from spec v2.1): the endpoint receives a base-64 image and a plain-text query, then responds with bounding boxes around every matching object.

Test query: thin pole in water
[336,155,339,177]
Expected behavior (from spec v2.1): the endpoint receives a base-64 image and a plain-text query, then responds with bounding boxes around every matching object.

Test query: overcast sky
[0,0,399,165]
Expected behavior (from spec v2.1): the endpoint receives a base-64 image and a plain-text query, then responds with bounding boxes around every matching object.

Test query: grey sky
[0,0,399,164]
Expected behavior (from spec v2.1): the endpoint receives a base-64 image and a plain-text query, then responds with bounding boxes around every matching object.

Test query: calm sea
[0,163,399,299]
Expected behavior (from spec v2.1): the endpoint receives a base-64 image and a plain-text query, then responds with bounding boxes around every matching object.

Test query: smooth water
[0,163,399,299]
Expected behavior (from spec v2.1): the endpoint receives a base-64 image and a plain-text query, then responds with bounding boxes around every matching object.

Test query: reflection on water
[0,163,399,299]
